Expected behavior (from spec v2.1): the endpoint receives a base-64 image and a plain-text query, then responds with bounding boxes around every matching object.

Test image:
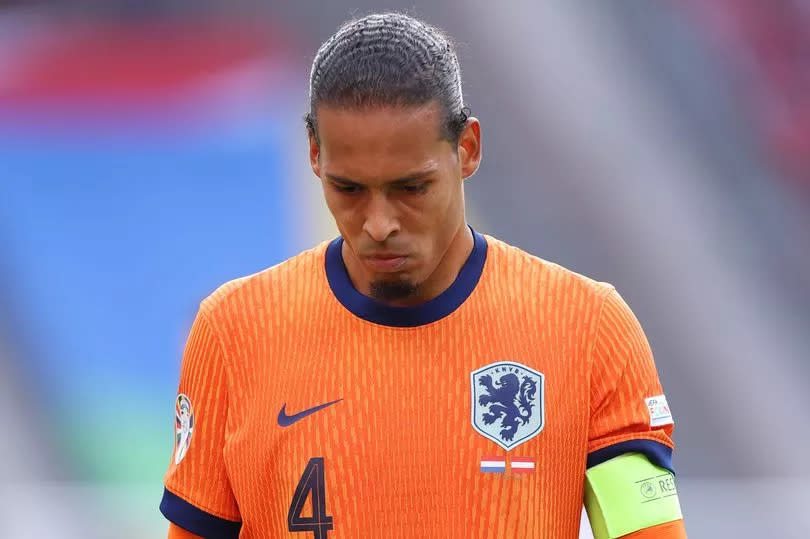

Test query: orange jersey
[160,230,675,538]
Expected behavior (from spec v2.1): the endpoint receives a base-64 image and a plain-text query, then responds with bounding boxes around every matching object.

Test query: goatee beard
[369,280,419,302]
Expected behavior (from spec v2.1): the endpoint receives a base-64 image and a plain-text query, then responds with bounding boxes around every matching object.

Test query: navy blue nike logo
[277,398,343,427]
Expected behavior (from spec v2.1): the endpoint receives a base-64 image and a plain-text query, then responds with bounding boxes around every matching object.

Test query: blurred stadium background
[1,1,808,537]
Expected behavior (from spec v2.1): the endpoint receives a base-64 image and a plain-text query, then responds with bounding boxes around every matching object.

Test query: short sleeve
[587,287,676,473]
[159,309,242,538]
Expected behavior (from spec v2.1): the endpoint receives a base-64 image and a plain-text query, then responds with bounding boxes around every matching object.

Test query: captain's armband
[584,452,682,539]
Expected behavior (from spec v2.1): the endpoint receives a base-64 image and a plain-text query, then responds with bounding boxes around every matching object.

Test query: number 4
[288,457,333,538]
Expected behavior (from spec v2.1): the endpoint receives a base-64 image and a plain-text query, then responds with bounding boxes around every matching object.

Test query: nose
[362,192,399,242]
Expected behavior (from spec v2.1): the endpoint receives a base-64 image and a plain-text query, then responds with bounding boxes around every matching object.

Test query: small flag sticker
[510,457,535,473]
[480,457,506,473]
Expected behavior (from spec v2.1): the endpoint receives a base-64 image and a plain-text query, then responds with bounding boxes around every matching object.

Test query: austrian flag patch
[510,457,535,473]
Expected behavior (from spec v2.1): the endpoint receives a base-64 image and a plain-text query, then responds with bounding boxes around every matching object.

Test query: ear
[308,131,321,177]
[458,117,482,179]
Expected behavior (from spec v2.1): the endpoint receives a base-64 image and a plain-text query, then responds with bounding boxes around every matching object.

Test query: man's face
[309,102,481,303]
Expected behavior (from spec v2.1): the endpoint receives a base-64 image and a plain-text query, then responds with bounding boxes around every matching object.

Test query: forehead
[316,103,450,182]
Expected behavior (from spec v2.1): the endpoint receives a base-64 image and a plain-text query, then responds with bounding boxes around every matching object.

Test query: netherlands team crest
[471,361,545,450]
[174,394,194,465]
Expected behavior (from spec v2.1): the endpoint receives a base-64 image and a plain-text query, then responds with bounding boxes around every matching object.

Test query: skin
[309,101,482,306]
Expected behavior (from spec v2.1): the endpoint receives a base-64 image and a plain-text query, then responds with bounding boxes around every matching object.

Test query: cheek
[323,192,358,228]
[410,192,461,255]
[333,210,362,237]
[424,185,461,229]
[405,183,456,225]
[431,188,464,245]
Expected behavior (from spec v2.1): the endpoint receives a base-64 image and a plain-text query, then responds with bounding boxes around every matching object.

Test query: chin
[369,278,419,302]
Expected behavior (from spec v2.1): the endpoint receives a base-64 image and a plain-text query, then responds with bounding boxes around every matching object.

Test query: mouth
[362,253,408,272]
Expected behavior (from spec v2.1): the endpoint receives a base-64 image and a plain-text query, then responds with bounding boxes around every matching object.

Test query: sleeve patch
[645,394,673,427]
[174,394,195,464]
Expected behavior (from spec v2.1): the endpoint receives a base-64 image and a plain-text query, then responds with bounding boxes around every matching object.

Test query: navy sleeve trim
[587,439,675,475]
[160,488,241,539]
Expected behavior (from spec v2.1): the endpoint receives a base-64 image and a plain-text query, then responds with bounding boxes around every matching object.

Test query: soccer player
[160,12,686,539]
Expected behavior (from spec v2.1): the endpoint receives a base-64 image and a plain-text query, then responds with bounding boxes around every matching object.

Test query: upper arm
[159,308,242,538]
[587,287,675,470]
[585,288,685,538]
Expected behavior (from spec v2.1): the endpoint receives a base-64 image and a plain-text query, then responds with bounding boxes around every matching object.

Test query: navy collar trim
[325,228,488,327]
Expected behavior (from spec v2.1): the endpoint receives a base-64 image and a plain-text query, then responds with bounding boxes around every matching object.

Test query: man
[160,12,686,539]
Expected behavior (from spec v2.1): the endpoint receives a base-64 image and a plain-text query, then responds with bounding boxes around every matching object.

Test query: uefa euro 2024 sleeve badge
[174,394,194,465]
[471,361,545,450]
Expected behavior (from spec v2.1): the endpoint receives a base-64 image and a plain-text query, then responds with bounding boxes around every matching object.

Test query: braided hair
[306,12,469,144]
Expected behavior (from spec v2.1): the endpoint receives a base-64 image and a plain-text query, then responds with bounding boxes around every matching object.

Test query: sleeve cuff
[160,488,242,539]
[587,439,674,474]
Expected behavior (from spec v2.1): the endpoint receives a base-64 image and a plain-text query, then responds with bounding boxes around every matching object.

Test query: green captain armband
[584,452,682,539]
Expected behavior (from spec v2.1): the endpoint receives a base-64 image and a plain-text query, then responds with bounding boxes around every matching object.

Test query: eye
[400,182,429,194]
[333,183,362,194]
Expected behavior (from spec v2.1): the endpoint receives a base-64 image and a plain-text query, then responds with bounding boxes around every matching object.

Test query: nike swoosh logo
[277,398,343,427]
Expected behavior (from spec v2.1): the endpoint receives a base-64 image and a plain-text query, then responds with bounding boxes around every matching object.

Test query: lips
[362,253,408,272]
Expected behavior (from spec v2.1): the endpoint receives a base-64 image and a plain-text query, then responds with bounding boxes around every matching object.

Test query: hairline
[307,100,462,146]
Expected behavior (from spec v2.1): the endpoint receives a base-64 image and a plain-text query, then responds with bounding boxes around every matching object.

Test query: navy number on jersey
[288,457,334,538]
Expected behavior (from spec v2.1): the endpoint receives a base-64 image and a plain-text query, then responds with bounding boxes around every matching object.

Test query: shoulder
[199,240,331,322]
[483,234,615,303]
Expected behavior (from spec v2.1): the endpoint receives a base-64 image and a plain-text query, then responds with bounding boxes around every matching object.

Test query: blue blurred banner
[0,17,306,483]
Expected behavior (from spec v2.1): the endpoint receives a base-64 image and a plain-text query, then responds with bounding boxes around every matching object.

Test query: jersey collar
[325,228,488,327]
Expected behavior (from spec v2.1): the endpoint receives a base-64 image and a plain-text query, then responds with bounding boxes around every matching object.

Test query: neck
[405,223,474,306]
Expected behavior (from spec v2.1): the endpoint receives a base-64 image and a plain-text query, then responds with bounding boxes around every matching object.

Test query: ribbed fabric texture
[588,288,673,454]
[163,235,675,538]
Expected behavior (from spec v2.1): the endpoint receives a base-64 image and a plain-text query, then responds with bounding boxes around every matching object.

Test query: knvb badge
[471,361,545,451]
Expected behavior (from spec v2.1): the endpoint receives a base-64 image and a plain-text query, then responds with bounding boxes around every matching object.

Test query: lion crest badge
[471,361,545,450]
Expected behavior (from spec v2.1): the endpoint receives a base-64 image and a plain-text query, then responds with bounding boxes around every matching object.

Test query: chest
[237,327,587,491]
[234,313,588,445]
[221,316,592,537]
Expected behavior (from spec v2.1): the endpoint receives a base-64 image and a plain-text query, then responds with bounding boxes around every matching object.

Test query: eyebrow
[325,168,437,186]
